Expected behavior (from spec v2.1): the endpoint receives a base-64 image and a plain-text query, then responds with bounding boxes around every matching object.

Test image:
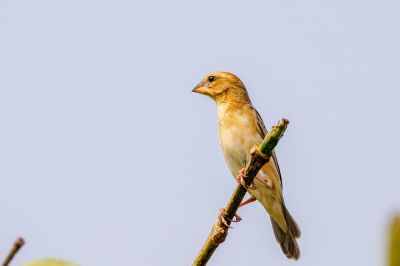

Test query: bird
[192,72,301,260]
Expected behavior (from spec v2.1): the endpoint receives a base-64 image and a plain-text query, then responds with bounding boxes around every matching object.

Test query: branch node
[212,225,228,244]
[251,145,270,164]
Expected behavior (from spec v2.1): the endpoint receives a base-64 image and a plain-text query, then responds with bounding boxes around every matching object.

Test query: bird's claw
[236,169,257,190]
[218,208,232,228]
[218,208,242,228]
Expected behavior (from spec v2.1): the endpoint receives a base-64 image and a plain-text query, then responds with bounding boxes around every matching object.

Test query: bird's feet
[236,168,257,190]
[218,208,242,228]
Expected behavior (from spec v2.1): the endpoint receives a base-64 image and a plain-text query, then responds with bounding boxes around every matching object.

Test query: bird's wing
[253,107,283,187]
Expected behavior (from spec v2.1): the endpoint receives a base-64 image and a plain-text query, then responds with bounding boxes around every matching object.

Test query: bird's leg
[218,208,242,228]
[236,168,257,190]
[239,197,257,208]
[219,169,259,227]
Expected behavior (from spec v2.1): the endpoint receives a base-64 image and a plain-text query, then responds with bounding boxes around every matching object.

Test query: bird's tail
[271,204,301,260]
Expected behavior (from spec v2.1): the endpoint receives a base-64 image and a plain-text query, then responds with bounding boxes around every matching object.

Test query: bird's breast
[217,104,262,177]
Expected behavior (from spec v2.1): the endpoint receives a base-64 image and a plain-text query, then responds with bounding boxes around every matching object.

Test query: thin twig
[2,237,25,266]
[193,118,289,266]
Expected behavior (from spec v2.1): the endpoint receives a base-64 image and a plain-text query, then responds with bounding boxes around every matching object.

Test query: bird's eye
[208,76,216,83]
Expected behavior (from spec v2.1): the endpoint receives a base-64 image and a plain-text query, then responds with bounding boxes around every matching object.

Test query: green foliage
[389,216,400,266]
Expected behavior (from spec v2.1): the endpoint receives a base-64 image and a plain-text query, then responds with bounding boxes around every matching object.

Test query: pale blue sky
[1,0,399,265]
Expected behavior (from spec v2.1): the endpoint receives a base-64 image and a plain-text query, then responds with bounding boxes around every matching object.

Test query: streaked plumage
[192,72,301,259]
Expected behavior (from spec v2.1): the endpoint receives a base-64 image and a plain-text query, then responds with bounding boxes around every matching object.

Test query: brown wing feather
[252,107,283,186]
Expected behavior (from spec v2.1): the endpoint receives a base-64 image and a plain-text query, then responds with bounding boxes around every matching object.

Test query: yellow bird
[192,72,301,259]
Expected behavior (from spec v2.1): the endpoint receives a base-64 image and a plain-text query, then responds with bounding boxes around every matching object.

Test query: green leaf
[389,217,400,266]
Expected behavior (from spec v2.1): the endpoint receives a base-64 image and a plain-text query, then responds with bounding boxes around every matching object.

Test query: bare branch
[193,118,289,266]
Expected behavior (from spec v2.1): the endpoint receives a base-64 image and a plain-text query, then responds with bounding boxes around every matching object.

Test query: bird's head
[192,72,251,104]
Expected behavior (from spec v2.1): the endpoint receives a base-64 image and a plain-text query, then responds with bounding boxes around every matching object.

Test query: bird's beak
[192,81,208,95]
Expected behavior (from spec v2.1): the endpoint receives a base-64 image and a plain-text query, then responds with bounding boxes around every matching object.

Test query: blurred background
[1,0,399,265]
